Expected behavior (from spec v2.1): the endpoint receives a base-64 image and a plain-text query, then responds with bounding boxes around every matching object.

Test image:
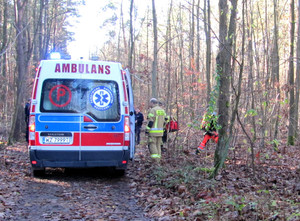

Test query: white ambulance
[28,56,135,176]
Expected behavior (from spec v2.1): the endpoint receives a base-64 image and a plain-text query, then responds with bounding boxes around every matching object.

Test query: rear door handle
[83,125,98,130]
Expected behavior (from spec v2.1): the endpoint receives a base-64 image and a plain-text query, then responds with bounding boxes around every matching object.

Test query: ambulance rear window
[40,79,120,121]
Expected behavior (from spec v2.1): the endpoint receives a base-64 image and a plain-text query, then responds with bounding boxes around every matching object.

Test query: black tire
[114,169,126,177]
[32,168,45,177]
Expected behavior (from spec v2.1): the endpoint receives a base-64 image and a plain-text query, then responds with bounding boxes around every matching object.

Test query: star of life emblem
[90,86,113,111]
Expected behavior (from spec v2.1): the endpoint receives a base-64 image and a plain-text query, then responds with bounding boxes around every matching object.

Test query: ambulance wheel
[32,168,45,177]
[114,169,125,177]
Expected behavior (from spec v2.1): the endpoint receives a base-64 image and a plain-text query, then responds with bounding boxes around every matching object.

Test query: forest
[0,0,299,220]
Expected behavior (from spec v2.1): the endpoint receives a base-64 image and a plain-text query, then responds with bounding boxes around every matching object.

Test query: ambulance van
[28,57,135,176]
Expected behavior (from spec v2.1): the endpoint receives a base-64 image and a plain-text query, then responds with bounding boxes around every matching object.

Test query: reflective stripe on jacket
[147,105,166,136]
[151,154,161,159]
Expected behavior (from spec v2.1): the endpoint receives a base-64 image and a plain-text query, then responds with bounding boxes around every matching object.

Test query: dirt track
[0,143,150,221]
[1,141,299,220]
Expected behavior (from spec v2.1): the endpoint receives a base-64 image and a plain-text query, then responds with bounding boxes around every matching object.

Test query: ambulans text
[54,63,111,74]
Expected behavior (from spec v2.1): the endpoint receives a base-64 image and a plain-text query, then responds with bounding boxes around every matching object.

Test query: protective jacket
[135,112,144,127]
[146,105,166,137]
[201,113,217,136]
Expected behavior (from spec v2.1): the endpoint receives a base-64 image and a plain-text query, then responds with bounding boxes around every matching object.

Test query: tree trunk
[152,0,158,98]
[38,0,45,60]
[189,0,195,119]
[246,0,257,141]
[146,9,150,101]
[9,0,29,143]
[212,0,238,178]
[128,0,134,70]
[196,0,200,86]
[294,0,300,140]
[272,0,281,141]
[204,0,212,104]
[1,0,8,77]
[179,3,185,121]
[288,0,296,145]
[166,0,173,114]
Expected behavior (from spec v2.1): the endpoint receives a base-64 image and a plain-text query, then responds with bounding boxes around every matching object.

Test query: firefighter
[196,111,219,155]
[146,98,166,161]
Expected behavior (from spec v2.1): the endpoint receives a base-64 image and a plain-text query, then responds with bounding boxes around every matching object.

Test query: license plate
[43,137,70,144]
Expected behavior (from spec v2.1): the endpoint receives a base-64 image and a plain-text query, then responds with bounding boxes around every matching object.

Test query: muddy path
[0,143,151,221]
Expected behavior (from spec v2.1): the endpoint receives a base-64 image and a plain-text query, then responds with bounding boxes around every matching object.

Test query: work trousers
[148,136,162,160]
[135,126,142,145]
[198,131,218,150]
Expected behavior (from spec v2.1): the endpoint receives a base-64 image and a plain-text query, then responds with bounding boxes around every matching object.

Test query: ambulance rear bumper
[29,147,130,169]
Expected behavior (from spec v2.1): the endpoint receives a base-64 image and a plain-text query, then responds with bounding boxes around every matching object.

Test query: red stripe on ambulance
[35,133,80,146]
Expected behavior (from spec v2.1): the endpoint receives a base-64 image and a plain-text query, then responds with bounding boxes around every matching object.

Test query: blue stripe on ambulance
[35,114,125,132]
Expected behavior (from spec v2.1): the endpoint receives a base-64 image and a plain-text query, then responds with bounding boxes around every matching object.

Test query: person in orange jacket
[196,111,219,154]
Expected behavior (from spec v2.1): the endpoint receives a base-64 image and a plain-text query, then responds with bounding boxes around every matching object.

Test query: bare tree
[212,0,238,177]
[128,0,134,70]
[272,0,281,141]
[8,0,80,143]
[288,0,296,145]
[152,0,158,98]
[189,0,195,119]
[246,0,257,141]
[166,0,173,114]
[1,0,8,77]
[9,0,30,143]
[295,0,300,140]
[204,0,212,104]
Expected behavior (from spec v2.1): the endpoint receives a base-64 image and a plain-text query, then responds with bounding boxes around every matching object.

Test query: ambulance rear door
[125,69,135,160]
[79,62,125,165]
[36,73,83,164]
[80,79,123,158]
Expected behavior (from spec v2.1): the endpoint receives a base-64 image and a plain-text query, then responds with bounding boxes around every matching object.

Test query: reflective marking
[30,146,126,151]
[89,86,114,111]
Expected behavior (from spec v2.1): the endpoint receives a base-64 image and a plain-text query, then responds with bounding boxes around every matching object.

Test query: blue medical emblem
[90,86,114,111]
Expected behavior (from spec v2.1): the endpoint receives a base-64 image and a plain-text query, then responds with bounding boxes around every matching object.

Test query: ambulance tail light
[124,116,130,146]
[29,115,36,146]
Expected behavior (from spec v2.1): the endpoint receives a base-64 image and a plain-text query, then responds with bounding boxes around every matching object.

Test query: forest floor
[0,138,299,220]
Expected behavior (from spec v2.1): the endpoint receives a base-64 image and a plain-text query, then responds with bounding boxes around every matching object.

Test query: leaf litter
[0,141,299,220]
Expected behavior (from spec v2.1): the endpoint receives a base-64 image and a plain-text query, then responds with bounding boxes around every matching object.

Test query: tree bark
[152,0,158,98]
[212,0,238,178]
[246,0,257,141]
[288,0,296,145]
[294,0,300,140]
[271,0,280,141]
[166,0,173,114]
[189,0,195,119]
[204,0,212,104]
[1,0,8,77]
[9,0,29,143]
[128,0,134,70]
